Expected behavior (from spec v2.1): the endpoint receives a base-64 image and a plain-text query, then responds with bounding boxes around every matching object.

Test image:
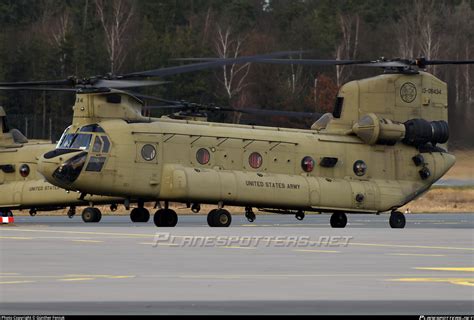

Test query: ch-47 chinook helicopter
[0,52,305,224]
[0,106,127,222]
[5,55,472,229]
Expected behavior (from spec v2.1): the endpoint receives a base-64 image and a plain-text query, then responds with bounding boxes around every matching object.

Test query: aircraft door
[134,139,162,194]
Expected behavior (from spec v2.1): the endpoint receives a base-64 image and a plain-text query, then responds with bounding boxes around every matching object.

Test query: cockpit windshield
[58,133,92,150]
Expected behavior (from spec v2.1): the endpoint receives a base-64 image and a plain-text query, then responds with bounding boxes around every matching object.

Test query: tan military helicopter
[4,56,472,228]
[0,106,129,222]
[0,52,301,224]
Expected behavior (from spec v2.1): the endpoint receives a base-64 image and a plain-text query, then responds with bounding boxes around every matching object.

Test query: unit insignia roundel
[400,82,417,103]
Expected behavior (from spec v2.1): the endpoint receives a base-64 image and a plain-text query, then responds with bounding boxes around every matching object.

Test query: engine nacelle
[352,113,449,147]
[352,113,405,145]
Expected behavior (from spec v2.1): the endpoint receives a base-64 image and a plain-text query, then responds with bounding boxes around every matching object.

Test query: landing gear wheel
[245,207,256,223]
[330,212,347,228]
[130,208,150,223]
[296,211,305,221]
[207,209,217,226]
[245,212,256,223]
[153,209,178,227]
[82,207,101,223]
[390,211,406,229]
[191,203,201,213]
[67,206,76,219]
[208,209,232,227]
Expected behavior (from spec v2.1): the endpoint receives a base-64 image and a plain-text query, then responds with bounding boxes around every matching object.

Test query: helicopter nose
[38,150,88,189]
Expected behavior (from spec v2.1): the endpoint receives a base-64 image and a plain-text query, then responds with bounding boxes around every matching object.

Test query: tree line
[0,0,472,149]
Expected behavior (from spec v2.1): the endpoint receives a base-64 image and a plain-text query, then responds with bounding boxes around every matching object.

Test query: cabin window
[141,144,156,161]
[19,164,30,178]
[196,148,210,165]
[353,160,367,176]
[249,152,263,169]
[301,156,315,173]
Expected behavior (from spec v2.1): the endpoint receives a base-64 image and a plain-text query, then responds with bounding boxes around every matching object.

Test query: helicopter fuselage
[38,118,455,214]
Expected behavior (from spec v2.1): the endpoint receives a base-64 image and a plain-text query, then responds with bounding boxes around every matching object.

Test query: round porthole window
[196,148,210,165]
[249,152,263,169]
[20,164,30,178]
[301,156,315,173]
[141,144,156,161]
[353,160,367,177]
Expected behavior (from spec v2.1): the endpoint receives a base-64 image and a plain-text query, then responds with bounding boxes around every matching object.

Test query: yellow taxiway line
[389,278,474,287]
[294,249,340,253]
[0,280,36,285]
[387,253,446,257]
[415,267,474,272]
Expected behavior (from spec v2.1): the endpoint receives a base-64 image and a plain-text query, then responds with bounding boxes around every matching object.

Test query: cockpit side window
[101,136,111,153]
[92,136,103,153]
[70,134,92,150]
[59,133,92,150]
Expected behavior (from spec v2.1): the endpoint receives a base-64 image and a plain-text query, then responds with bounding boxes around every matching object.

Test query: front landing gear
[207,209,232,227]
[389,211,406,229]
[330,212,347,228]
[82,207,102,223]
[154,209,178,227]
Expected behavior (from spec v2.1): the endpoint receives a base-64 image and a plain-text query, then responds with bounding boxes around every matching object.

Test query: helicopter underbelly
[158,164,422,213]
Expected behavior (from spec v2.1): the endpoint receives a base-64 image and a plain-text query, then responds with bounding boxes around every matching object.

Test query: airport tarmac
[0,214,473,315]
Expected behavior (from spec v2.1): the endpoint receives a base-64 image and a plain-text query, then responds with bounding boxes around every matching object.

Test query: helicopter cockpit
[56,124,110,151]
[40,124,112,186]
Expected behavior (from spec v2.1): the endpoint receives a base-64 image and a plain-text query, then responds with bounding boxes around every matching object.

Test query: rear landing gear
[295,210,305,221]
[245,207,256,223]
[389,211,406,229]
[208,209,232,227]
[330,212,347,228]
[82,207,101,223]
[67,206,76,219]
[154,209,178,227]
[130,208,150,223]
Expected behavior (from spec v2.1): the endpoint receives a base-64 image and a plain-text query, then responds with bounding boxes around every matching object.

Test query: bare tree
[39,2,71,47]
[335,13,360,87]
[214,25,251,104]
[95,0,135,73]
[395,13,416,58]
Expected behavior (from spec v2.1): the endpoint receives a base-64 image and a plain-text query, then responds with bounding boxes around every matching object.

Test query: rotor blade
[122,51,307,78]
[93,79,169,89]
[176,58,369,66]
[239,59,413,68]
[0,86,77,92]
[423,60,474,65]
[128,93,182,105]
[144,105,187,110]
[0,79,75,87]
